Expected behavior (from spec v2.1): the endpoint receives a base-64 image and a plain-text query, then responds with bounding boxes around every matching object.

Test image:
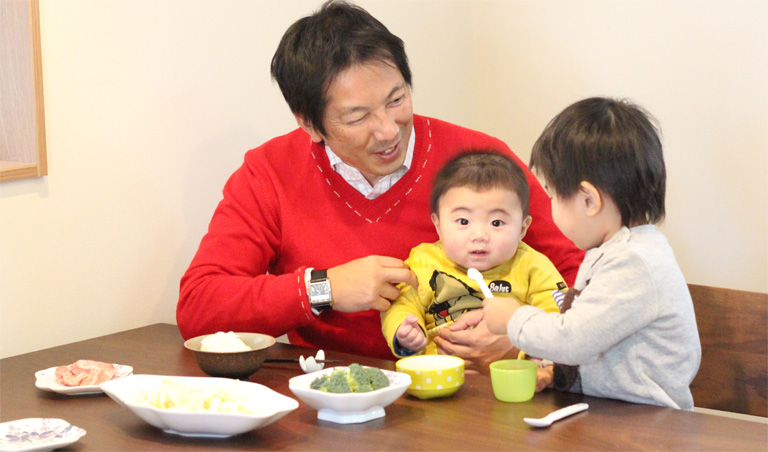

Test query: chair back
[689,284,767,417]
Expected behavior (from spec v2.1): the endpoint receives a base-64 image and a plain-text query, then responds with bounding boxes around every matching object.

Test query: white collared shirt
[325,126,415,199]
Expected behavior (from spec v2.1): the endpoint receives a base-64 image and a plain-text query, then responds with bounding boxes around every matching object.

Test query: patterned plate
[0,418,86,452]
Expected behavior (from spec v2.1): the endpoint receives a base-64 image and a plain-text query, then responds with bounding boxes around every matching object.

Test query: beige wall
[1,0,765,359]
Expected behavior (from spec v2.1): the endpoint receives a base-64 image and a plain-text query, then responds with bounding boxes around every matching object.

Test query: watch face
[310,281,332,304]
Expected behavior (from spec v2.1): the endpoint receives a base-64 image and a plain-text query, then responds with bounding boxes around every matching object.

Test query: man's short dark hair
[430,151,530,218]
[271,0,412,137]
[530,97,666,226]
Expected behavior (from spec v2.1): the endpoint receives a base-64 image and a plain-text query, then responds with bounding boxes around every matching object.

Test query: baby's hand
[395,314,427,352]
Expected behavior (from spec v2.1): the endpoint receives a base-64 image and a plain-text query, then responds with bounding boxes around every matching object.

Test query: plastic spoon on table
[467,268,494,299]
[524,403,589,427]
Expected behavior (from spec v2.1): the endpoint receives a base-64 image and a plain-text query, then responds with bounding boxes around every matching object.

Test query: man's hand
[395,314,427,353]
[434,309,520,375]
[326,255,418,312]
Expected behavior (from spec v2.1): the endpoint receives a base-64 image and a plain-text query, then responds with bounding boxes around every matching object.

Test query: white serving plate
[100,375,299,437]
[35,364,133,395]
[288,366,411,424]
[0,418,86,452]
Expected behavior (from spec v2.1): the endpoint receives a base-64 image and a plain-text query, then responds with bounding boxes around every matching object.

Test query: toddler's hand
[482,297,519,335]
[536,365,554,392]
[395,314,427,352]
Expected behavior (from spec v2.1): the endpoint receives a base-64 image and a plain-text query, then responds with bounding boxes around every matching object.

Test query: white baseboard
[694,407,767,424]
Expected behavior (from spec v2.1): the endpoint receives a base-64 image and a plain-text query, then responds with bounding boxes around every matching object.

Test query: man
[178,0,583,372]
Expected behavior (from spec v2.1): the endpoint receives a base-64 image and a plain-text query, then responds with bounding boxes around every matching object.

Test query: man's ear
[294,114,324,143]
[520,215,533,239]
[430,213,442,241]
[579,181,603,217]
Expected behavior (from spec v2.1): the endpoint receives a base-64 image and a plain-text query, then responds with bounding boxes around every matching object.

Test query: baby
[382,151,566,357]
[480,97,701,410]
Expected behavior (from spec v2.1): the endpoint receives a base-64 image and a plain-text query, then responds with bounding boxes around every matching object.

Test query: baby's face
[431,186,531,272]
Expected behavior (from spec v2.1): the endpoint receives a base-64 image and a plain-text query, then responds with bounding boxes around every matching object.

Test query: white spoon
[524,403,589,427]
[467,268,494,298]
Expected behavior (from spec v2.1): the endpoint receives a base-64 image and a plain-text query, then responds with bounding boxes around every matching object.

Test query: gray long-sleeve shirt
[508,225,701,410]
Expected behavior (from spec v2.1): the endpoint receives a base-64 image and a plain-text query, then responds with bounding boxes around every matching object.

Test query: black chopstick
[264,358,342,364]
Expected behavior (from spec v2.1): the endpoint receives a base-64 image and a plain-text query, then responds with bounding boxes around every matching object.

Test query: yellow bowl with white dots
[395,355,465,399]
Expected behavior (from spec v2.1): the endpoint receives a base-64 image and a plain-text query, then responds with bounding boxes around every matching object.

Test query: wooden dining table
[1,323,765,451]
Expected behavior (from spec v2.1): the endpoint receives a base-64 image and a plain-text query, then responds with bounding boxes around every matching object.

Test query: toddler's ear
[579,181,603,217]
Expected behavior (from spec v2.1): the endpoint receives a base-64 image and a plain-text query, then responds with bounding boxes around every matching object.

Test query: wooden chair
[688,284,768,417]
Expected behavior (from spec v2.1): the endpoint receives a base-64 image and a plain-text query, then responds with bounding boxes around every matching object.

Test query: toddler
[481,97,701,410]
[382,151,566,357]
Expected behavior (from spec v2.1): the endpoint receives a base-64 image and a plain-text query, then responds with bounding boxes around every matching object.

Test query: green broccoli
[325,369,353,393]
[309,364,391,393]
[366,366,390,390]
[309,373,329,391]
[348,363,374,393]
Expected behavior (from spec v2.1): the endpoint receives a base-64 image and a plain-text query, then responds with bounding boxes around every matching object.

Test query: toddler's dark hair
[529,97,665,226]
[430,151,529,217]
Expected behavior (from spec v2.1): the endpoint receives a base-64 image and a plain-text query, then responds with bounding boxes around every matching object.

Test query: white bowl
[288,366,411,424]
[100,375,298,437]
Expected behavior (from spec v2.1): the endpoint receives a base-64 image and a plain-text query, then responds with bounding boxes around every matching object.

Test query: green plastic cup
[489,359,537,402]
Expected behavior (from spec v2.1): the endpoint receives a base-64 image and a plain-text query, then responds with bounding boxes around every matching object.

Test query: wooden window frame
[1,0,47,182]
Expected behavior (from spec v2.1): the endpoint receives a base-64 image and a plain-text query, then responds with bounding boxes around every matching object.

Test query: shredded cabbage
[134,379,263,414]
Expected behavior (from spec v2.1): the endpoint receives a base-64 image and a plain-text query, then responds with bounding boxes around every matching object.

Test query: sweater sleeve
[177,154,315,340]
[507,249,658,365]
[381,250,430,357]
[381,283,426,357]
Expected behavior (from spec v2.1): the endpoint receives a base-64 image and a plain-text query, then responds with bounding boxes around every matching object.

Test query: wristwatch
[308,269,333,313]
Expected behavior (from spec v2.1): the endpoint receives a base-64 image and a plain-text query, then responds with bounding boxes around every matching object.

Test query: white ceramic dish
[0,418,86,452]
[288,366,411,424]
[100,374,299,437]
[35,364,133,395]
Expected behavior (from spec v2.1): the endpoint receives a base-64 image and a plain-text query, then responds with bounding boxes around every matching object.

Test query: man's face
[296,61,414,186]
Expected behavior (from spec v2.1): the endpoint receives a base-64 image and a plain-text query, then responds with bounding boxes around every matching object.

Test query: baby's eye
[457,218,469,226]
[491,220,504,227]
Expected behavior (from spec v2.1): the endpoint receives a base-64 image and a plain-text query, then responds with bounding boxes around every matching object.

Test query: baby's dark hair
[529,97,666,226]
[430,151,529,217]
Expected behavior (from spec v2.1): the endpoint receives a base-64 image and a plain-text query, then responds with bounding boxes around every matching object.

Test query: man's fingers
[371,296,393,312]
[434,335,465,355]
[383,266,418,289]
[449,309,483,331]
[437,325,469,344]
[374,255,410,268]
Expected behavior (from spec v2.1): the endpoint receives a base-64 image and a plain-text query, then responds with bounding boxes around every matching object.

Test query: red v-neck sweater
[178,115,584,360]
